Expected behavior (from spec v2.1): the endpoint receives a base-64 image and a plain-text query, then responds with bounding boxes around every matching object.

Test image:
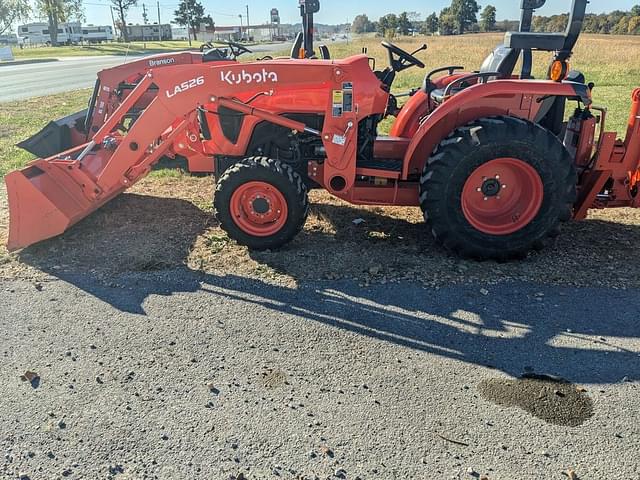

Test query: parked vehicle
[81,25,114,44]
[18,22,82,45]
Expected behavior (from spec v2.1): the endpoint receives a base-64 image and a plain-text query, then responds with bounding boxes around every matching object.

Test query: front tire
[214,157,309,250]
[420,116,576,260]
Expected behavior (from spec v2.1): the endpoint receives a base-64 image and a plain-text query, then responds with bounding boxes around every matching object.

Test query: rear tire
[420,116,576,260]
[214,157,309,250]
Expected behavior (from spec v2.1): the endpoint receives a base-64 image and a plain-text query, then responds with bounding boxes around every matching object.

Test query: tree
[111,0,137,42]
[450,0,480,34]
[629,16,640,34]
[480,5,496,32]
[377,13,398,38]
[351,14,372,34]
[632,5,640,16]
[612,15,630,34]
[174,0,212,41]
[423,12,439,34]
[36,0,83,46]
[397,11,412,36]
[439,7,457,35]
[0,0,30,36]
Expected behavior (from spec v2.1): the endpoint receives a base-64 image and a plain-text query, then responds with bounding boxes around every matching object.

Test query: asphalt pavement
[0,42,290,103]
[0,270,638,479]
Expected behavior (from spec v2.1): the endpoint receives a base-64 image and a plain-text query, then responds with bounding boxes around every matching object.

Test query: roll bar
[519,0,546,77]
[299,0,320,58]
[507,0,588,78]
[559,0,588,60]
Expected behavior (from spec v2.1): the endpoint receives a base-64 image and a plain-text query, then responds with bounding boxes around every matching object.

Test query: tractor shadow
[12,192,640,385]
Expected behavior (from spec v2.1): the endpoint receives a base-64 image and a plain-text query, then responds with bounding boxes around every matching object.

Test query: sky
[59,0,640,28]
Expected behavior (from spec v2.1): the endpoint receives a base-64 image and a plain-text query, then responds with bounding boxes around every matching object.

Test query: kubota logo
[220,68,278,85]
[149,57,175,67]
[166,76,205,98]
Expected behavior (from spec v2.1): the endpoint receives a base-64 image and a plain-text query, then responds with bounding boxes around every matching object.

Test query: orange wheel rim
[230,181,288,237]
[461,158,544,236]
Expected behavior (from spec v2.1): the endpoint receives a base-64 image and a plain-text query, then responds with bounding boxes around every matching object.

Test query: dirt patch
[478,375,594,427]
[3,175,640,288]
[260,368,288,389]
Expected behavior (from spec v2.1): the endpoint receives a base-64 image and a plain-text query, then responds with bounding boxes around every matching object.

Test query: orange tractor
[6,0,640,260]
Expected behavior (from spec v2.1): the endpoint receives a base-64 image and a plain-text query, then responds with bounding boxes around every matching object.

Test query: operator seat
[290,32,330,59]
[290,32,304,58]
[427,45,519,104]
[291,32,304,59]
[318,44,331,59]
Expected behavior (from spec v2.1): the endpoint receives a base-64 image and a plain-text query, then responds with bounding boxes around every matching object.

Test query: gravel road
[1,268,639,480]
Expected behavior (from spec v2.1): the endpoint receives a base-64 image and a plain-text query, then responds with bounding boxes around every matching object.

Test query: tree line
[0,0,212,44]
[534,6,640,35]
[351,1,496,37]
[352,1,640,37]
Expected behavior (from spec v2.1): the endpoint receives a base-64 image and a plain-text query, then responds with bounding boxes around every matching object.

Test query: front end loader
[6,0,640,261]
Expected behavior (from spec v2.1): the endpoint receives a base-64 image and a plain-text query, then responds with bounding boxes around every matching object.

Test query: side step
[356,136,410,179]
[356,158,402,179]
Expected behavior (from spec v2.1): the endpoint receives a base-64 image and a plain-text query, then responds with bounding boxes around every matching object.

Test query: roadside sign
[0,46,14,61]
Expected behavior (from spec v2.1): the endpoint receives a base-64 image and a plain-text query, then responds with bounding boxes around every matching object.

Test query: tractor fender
[402,80,591,179]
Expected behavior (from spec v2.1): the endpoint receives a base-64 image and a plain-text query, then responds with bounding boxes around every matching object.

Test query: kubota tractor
[6,0,640,261]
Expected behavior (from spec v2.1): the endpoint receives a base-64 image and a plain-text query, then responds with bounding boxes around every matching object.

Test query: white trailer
[18,22,83,45]
[81,25,114,43]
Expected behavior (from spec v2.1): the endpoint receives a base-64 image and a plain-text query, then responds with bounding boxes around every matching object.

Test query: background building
[125,23,172,41]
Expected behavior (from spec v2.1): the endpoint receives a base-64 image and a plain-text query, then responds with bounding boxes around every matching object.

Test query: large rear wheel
[420,116,576,260]
[214,157,309,250]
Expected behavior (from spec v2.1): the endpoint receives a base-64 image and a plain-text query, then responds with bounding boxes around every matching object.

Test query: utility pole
[110,6,118,41]
[246,5,250,41]
[238,14,243,41]
[187,3,192,47]
[156,1,162,41]
[142,3,148,42]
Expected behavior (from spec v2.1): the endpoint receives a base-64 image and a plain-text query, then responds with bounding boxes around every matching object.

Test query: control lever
[410,44,427,57]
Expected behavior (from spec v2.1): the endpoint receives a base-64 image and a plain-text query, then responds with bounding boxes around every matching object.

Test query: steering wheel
[226,41,252,58]
[200,41,252,60]
[381,41,426,71]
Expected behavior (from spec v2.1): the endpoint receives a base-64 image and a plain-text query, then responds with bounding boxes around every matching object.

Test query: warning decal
[342,82,353,112]
[332,90,343,117]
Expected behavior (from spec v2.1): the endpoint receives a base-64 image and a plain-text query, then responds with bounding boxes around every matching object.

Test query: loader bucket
[5,161,105,252]
[16,109,88,159]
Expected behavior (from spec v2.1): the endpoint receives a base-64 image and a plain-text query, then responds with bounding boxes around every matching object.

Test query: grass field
[2,32,640,179]
[0,90,90,177]
[11,40,204,58]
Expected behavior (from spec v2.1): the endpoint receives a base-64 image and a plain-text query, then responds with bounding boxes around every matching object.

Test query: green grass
[0,89,90,177]
[2,33,639,178]
[11,40,204,58]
